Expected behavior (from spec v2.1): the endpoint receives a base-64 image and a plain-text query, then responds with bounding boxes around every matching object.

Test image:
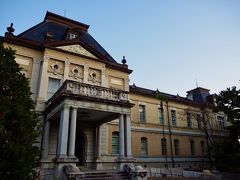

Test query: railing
[47,80,129,106]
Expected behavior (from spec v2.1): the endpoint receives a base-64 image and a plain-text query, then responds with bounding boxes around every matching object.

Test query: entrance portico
[40,80,134,177]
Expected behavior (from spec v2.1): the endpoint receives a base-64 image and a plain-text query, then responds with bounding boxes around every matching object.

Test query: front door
[75,130,86,166]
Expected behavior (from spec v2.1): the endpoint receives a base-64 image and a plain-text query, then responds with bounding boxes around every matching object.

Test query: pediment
[56,44,97,59]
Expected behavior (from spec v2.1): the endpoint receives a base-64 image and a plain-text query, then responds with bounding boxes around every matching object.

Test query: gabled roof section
[44,11,90,31]
[17,11,117,63]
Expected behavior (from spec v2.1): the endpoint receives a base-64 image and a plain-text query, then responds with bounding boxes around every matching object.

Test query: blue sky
[1,0,240,96]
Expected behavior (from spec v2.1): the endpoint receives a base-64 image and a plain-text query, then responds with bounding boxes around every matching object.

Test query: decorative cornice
[1,36,133,74]
[0,36,42,50]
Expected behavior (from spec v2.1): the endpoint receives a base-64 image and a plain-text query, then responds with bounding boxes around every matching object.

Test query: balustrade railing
[47,80,129,105]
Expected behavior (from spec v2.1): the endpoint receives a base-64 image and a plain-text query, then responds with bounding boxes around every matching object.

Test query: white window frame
[138,102,146,123]
[47,76,62,100]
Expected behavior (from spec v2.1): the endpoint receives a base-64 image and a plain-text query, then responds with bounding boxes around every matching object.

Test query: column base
[94,158,103,170]
[55,155,78,162]
[54,156,79,179]
[115,157,135,171]
[40,158,54,169]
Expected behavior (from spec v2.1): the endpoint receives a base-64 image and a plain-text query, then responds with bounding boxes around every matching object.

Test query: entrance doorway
[75,130,86,166]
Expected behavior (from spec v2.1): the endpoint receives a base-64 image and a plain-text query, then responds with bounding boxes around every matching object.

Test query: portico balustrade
[46,80,129,107]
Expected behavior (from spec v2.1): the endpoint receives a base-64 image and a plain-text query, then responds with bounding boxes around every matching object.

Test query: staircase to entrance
[83,170,129,180]
[64,165,130,180]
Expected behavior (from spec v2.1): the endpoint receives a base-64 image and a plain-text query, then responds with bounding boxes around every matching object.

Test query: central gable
[56,44,97,59]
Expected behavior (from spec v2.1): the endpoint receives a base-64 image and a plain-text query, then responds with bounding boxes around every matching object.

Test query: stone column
[119,114,125,159]
[125,114,132,158]
[83,64,89,83]
[97,125,102,158]
[30,58,41,102]
[68,108,77,157]
[124,78,130,92]
[63,61,70,82]
[36,56,49,112]
[41,119,50,159]
[101,67,107,87]
[57,106,70,158]
[37,56,49,101]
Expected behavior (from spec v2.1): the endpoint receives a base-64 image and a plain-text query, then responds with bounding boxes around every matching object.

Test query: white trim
[131,126,206,137]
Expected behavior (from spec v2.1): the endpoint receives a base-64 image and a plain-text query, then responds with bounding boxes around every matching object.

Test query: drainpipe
[166,101,175,168]
[160,101,168,167]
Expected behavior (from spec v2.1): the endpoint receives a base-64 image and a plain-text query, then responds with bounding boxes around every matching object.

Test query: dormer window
[69,33,77,40]
[45,31,54,41]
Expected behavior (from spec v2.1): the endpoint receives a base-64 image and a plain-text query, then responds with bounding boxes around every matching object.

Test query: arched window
[112,132,119,154]
[141,137,148,156]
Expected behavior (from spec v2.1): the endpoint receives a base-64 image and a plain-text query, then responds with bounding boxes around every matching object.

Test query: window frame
[139,105,146,123]
[217,115,225,131]
[190,140,195,156]
[171,110,177,126]
[187,112,192,128]
[112,131,119,155]
[159,107,164,125]
[200,141,205,156]
[174,139,180,156]
[161,138,167,155]
[47,77,61,100]
[140,137,148,156]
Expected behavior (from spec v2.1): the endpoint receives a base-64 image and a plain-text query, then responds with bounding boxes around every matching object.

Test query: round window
[92,73,96,78]
[53,64,59,70]
[73,69,79,74]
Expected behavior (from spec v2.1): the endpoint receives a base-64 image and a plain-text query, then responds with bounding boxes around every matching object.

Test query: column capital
[65,61,70,66]
[43,56,50,62]
[33,57,42,64]
[62,104,71,110]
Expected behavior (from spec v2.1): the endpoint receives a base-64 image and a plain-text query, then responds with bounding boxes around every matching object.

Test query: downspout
[160,101,168,167]
[166,101,175,168]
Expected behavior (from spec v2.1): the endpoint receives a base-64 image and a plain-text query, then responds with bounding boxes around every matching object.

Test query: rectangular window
[187,112,192,128]
[200,141,205,155]
[190,140,195,156]
[217,116,225,131]
[112,132,119,154]
[171,110,177,126]
[141,138,148,156]
[139,105,146,123]
[174,139,180,155]
[159,108,164,125]
[47,78,60,99]
[161,138,167,155]
[197,114,202,129]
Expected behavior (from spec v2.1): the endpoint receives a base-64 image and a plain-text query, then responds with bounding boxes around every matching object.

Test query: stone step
[84,171,129,180]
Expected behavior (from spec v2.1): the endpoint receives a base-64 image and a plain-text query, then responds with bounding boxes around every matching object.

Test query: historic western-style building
[1,12,227,179]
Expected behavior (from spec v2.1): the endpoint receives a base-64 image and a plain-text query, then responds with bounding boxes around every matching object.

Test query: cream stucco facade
[1,11,227,179]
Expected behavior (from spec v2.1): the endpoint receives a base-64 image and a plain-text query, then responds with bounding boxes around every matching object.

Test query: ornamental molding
[57,45,97,59]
